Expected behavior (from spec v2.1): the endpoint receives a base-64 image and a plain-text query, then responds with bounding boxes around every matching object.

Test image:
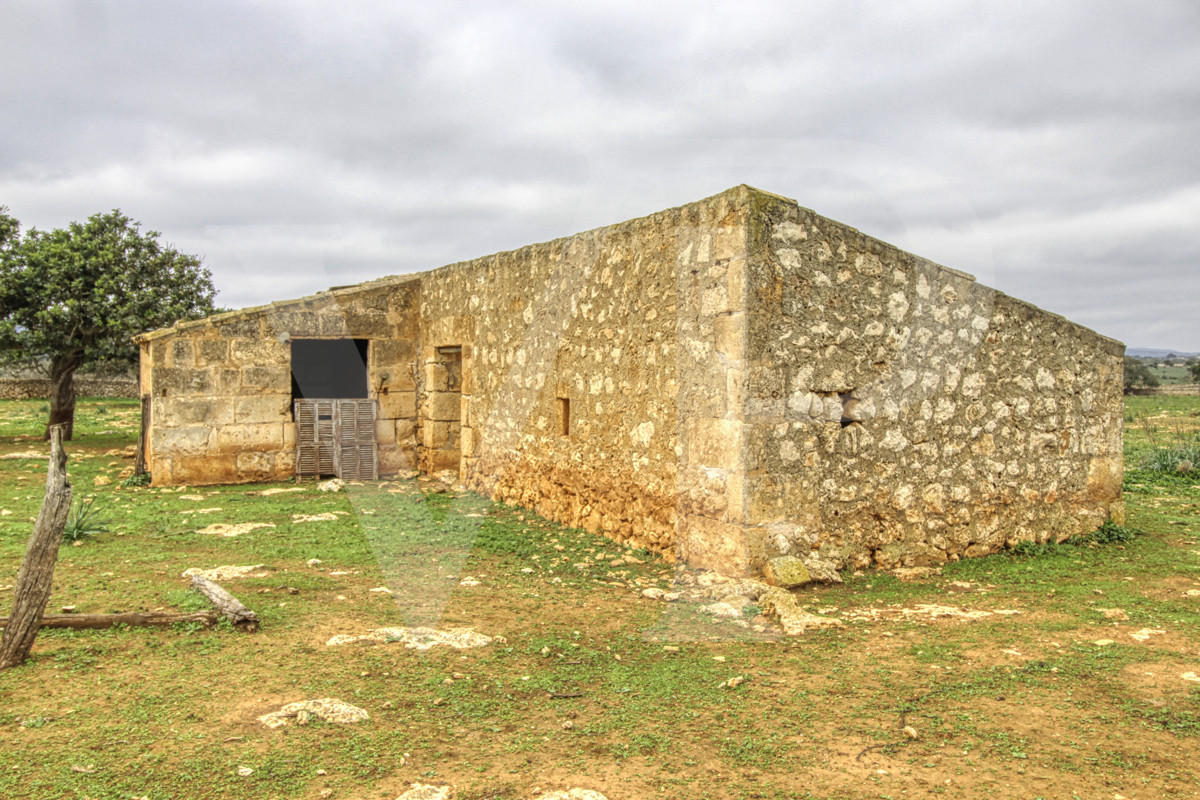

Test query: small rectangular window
[556,397,570,436]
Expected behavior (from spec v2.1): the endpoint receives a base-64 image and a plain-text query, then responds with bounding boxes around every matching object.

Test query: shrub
[1123,357,1160,393]
[120,472,151,488]
[61,495,111,542]
[1143,444,1200,481]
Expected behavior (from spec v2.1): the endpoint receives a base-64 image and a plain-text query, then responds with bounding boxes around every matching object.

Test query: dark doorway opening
[291,339,369,403]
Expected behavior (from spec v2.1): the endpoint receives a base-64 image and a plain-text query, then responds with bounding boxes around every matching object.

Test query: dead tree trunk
[189,576,259,631]
[0,427,72,670]
[133,394,150,476]
[45,354,82,441]
[1,610,219,630]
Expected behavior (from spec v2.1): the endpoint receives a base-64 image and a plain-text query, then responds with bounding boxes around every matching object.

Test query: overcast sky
[2,0,1198,351]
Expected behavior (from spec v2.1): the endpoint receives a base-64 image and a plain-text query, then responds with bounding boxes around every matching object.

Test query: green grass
[0,396,1199,799]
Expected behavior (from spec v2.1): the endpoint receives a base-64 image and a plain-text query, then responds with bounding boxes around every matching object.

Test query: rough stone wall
[740,193,1125,573]
[134,185,1125,579]
[412,191,751,558]
[0,377,139,400]
[137,279,419,485]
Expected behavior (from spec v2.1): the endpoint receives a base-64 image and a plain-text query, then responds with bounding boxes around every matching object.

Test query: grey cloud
[1,0,1197,348]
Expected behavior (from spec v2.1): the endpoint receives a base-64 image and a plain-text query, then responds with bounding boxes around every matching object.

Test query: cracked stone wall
[137,279,420,485]
[739,193,1125,573]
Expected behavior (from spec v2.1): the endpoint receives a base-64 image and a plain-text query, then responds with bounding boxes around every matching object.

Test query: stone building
[134,186,1124,576]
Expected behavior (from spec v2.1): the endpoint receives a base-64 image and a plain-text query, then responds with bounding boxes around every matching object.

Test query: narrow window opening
[556,397,570,436]
[839,391,857,428]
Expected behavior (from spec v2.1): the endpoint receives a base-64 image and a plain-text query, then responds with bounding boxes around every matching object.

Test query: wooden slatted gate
[294,398,378,481]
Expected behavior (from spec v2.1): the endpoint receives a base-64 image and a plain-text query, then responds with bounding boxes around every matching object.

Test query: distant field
[1144,363,1196,385]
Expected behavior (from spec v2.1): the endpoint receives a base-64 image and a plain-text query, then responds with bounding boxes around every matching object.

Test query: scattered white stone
[948,581,973,590]
[757,586,844,634]
[700,602,743,618]
[533,790,609,800]
[180,494,206,501]
[93,475,112,487]
[721,675,746,689]
[459,576,481,587]
[326,626,495,650]
[1102,608,1130,621]
[237,766,254,777]
[396,783,453,800]
[368,586,393,594]
[181,565,267,581]
[1181,672,1200,683]
[1093,639,1115,647]
[306,558,324,568]
[317,478,345,493]
[196,522,276,537]
[902,725,919,740]
[521,568,535,574]
[258,698,368,729]
[1,509,12,516]
[1184,589,1200,598]
[0,451,46,459]
[1130,628,1166,642]
[253,487,307,496]
[292,513,339,523]
[893,567,943,582]
[777,610,844,635]
[899,604,995,620]
[641,587,680,601]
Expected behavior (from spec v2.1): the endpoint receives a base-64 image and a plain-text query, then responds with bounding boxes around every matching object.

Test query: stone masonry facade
[136,186,1124,577]
[137,280,419,485]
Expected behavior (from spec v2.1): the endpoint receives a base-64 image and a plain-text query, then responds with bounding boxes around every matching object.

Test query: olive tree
[0,208,218,439]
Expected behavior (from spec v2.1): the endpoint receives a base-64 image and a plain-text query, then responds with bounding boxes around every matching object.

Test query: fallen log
[0,426,72,670]
[190,576,259,632]
[0,610,220,631]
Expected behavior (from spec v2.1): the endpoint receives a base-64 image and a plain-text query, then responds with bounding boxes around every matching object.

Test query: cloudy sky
[2,0,1198,351]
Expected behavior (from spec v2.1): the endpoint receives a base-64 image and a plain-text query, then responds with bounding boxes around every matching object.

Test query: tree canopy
[1122,356,1159,394]
[0,208,219,438]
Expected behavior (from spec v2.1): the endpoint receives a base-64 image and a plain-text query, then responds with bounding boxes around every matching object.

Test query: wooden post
[0,426,72,670]
[133,393,150,476]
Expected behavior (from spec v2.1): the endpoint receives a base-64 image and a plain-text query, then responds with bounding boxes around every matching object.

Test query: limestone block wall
[136,279,420,485]
[740,194,1125,572]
